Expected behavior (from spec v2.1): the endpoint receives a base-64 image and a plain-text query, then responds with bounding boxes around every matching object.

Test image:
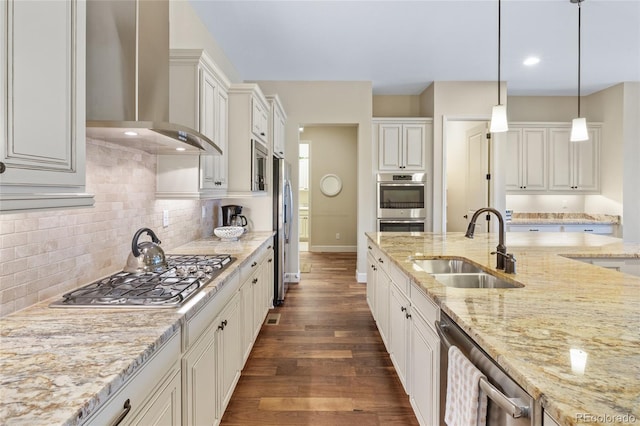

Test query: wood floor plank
[219,252,419,426]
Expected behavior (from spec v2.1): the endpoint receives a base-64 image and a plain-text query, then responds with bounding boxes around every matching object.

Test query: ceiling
[189,0,640,96]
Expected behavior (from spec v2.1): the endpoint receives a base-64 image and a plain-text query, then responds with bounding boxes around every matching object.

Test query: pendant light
[490,0,508,133]
[570,0,589,142]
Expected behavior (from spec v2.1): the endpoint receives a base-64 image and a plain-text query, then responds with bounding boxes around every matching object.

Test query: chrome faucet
[465,207,516,273]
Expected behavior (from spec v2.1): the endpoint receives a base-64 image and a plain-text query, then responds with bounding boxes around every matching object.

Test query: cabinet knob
[0,162,5,174]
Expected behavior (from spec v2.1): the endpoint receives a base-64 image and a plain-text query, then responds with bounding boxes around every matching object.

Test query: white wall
[430,81,506,232]
[621,82,640,242]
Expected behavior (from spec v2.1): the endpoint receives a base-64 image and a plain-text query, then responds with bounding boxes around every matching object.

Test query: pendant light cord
[497,0,502,105]
[577,0,582,117]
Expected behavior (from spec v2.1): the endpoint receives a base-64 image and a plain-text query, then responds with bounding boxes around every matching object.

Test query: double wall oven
[377,173,426,232]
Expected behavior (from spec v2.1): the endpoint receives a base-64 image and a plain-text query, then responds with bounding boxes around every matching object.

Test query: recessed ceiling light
[523,56,540,66]
[124,130,138,136]
[175,147,186,151]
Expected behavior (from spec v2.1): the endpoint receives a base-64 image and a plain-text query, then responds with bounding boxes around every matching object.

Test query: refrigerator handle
[284,179,293,243]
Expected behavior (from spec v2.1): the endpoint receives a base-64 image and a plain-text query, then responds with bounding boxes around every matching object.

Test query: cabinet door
[505,129,523,190]
[548,128,573,190]
[522,128,547,190]
[199,69,217,141]
[251,97,268,143]
[218,293,242,414]
[1,0,90,210]
[212,88,229,189]
[403,124,425,170]
[389,283,410,393]
[375,268,391,350]
[378,124,403,170]
[130,368,181,426]
[273,108,286,158]
[299,212,309,239]
[182,326,218,426]
[410,311,439,426]
[574,127,599,191]
[240,278,255,363]
[366,251,377,314]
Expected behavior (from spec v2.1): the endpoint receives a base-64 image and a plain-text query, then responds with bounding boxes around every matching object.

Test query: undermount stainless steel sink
[412,258,484,274]
[431,273,522,289]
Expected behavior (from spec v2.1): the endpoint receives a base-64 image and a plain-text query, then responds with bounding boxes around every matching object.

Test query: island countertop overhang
[365,231,640,426]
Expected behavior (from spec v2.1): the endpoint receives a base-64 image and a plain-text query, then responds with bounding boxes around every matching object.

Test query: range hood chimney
[86,0,221,154]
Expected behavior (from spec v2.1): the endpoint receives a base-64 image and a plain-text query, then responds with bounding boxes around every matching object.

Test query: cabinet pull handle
[405,312,412,319]
[401,306,407,312]
[252,278,258,284]
[112,399,132,426]
[378,258,384,263]
[0,162,5,174]
[251,261,257,267]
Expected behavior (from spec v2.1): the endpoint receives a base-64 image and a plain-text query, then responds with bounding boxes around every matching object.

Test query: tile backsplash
[0,139,221,317]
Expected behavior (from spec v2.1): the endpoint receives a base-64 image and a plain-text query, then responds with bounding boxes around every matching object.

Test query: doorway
[297,125,358,253]
[445,120,491,232]
[299,141,310,252]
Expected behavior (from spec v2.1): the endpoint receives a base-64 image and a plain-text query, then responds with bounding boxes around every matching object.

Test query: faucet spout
[465,207,508,270]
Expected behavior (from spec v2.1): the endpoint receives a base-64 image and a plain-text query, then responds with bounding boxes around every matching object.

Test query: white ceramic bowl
[214,226,244,241]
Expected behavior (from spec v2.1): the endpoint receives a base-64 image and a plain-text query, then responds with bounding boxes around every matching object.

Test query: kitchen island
[367,231,640,426]
[0,231,274,425]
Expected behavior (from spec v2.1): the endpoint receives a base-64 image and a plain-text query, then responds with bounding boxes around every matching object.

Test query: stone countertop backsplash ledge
[509,212,620,225]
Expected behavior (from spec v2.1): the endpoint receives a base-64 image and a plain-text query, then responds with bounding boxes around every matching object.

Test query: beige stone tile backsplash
[0,139,221,317]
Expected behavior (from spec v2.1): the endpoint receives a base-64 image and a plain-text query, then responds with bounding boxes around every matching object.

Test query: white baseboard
[310,245,357,252]
[356,271,367,283]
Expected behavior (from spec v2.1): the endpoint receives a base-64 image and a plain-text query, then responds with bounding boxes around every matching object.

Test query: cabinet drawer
[184,272,240,349]
[85,332,181,426]
[562,224,613,234]
[388,261,410,296]
[507,225,562,232]
[410,282,439,331]
[367,243,388,273]
[239,245,267,284]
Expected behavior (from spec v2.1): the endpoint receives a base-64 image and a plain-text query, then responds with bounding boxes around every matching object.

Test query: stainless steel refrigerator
[273,156,292,305]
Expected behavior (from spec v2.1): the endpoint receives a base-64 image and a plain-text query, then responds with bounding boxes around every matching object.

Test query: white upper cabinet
[505,127,547,192]
[548,125,600,192]
[227,83,270,195]
[251,96,269,145]
[156,49,230,199]
[267,95,287,158]
[1,0,93,211]
[374,119,430,171]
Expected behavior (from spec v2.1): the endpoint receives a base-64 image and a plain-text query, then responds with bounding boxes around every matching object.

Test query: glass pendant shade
[570,117,589,141]
[490,104,509,133]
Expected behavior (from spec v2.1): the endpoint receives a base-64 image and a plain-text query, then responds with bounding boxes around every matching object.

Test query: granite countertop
[366,231,640,426]
[508,212,620,225]
[0,231,274,425]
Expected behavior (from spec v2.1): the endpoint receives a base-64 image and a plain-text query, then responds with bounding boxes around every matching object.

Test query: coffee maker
[221,205,248,228]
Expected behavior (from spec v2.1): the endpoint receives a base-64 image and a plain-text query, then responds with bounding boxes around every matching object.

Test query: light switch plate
[163,210,169,227]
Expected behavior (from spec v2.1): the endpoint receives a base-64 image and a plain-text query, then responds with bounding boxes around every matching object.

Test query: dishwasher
[436,313,541,426]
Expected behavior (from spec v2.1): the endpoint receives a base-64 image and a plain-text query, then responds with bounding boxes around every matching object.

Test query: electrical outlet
[202,206,206,218]
[163,210,169,227]
[335,233,340,240]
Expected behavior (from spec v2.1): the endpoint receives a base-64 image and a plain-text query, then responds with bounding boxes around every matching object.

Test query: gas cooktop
[50,254,235,308]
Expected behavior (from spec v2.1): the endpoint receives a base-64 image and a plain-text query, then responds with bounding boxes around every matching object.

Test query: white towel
[444,345,488,426]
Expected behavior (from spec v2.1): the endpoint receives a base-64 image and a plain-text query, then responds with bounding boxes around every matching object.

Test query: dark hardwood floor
[220,252,419,426]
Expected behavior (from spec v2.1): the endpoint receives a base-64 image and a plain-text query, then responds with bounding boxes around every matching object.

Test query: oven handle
[378,219,425,224]
[378,182,425,187]
[435,320,529,419]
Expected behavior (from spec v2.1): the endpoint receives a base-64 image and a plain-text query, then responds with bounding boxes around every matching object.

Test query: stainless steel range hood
[86,0,221,155]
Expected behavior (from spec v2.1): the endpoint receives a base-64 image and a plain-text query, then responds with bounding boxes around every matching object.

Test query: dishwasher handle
[435,320,530,419]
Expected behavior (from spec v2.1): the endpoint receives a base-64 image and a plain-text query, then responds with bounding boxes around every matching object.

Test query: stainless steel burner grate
[50,254,235,308]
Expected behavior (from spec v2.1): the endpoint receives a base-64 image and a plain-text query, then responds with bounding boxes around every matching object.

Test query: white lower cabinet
[366,241,441,426]
[85,332,182,426]
[409,302,440,426]
[218,293,242,413]
[182,323,218,426]
[389,282,410,393]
